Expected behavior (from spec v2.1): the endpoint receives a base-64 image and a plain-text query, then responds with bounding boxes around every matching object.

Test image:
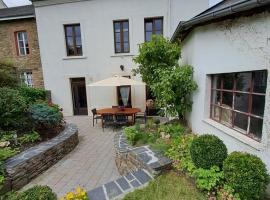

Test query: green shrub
[192,166,224,192]
[190,134,227,169]
[18,86,48,105]
[18,131,41,144]
[0,87,28,131]
[166,134,197,174]
[0,131,15,143]
[158,123,186,139]
[223,152,270,200]
[29,103,63,129]
[0,147,18,161]
[3,185,57,200]
[0,60,19,88]
[124,126,140,145]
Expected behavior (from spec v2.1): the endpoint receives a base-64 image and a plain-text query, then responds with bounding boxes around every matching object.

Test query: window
[113,20,129,53]
[16,31,29,56]
[210,70,267,141]
[64,24,83,56]
[20,71,33,87]
[144,17,163,42]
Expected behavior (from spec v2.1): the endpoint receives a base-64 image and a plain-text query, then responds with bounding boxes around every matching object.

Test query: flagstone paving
[22,116,120,197]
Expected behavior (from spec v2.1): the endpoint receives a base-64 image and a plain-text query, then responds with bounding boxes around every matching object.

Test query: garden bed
[0,123,79,193]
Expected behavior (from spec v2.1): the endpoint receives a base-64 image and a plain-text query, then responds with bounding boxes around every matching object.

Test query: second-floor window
[16,31,30,56]
[113,20,130,53]
[145,17,163,42]
[64,24,82,56]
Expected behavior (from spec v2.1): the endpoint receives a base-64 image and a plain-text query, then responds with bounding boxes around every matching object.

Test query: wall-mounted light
[120,65,124,71]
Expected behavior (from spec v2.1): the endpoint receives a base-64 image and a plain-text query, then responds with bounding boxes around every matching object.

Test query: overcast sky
[4,0,222,7]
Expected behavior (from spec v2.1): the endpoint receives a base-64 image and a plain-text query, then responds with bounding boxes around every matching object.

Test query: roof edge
[171,0,270,42]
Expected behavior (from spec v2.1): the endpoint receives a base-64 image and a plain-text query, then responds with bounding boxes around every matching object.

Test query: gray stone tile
[133,147,148,154]
[87,186,107,200]
[130,179,141,188]
[104,181,122,199]
[116,177,130,191]
[137,152,152,163]
[132,170,152,184]
[125,173,134,181]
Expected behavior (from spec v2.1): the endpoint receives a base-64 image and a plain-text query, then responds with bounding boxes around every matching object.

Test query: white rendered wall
[181,12,270,170]
[34,0,208,116]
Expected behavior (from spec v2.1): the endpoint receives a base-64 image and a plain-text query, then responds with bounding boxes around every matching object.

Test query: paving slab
[21,116,119,197]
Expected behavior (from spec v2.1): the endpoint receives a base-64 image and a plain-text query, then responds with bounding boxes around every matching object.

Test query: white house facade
[173,1,270,170]
[31,0,208,116]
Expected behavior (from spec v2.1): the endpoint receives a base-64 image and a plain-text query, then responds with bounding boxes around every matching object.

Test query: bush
[190,134,227,169]
[0,60,19,88]
[3,185,57,200]
[29,103,63,129]
[124,126,140,145]
[166,134,197,174]
[0,88,28,131]
[158,123,186,139]
[0,147,18,161]
[18,131,41,144]
[223,152,270,200]
[18,86,48,105]
[192,166,224,192]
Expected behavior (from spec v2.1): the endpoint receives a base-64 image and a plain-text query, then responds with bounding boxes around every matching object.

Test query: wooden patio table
[97,107,141,126]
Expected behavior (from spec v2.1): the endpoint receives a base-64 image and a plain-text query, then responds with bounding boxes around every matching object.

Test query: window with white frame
[21,71,33,87]
[210,70,267,142]
[16,31,30,56]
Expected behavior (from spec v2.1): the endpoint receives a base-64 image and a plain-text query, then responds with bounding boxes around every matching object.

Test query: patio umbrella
[87,75,145,87]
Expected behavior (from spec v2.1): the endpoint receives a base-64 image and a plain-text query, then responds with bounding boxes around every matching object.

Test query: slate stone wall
[1,124,79,193]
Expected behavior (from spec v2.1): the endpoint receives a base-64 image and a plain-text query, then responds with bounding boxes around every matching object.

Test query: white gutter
[0,15,35,21]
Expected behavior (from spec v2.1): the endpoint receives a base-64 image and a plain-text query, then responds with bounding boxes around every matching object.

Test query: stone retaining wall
[1,123,79,193]
[114,131,172,177]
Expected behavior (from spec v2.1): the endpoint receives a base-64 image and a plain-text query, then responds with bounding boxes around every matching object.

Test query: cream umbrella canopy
[87,75,145,87]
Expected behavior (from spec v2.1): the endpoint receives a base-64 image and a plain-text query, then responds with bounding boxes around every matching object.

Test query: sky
[4,0,222,7]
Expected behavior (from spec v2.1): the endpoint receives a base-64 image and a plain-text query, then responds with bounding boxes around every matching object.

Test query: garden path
[22,116,120,197]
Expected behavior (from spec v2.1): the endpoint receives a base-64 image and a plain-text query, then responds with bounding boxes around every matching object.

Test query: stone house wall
[0,18,44,88]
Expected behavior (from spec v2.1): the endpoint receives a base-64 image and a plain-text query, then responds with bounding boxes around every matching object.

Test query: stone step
[87,169,153,200]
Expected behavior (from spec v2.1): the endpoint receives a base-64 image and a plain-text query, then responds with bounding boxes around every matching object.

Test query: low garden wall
[1,123,79,193]
[114,131,172,176]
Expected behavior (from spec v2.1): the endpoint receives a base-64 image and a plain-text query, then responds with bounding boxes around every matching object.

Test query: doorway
[71,78,88,115]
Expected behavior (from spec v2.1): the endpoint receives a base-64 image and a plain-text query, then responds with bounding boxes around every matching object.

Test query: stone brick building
[0,5,44,88]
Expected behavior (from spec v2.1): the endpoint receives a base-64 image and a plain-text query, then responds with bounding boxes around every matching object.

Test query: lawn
[123,171,206,200]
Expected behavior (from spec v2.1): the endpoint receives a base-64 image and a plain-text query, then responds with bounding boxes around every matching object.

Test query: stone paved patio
[22,116,120,197]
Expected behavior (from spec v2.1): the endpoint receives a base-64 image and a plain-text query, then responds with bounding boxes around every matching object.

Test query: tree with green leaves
[133,36,197,119]
[0,60,19,88]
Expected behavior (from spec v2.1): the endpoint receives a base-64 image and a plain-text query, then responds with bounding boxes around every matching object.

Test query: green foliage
[0,88,28,131]
[3,185,57,200]
[133,35,181,85]
[18,131,41,144]
[217,184,241,200]
[0,60,19,88]
[192,166,224,192]
[0,131,15,143]
[158,123,186,139]
[166,134,196,174]
[0,147,18,161]
[124,126,141,145]
[190,134,227,169]
[133,36,197,119]
[223,152,270,200]
[29,103,63,129]
[18,86,48,105]
[149,139,170,154]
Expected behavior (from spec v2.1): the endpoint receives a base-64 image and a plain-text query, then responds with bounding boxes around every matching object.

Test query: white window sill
[111,53,135,57]
[62,56,87,60]
[202,118,265,151]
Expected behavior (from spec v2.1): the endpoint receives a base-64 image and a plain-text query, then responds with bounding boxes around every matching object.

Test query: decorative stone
[116,177,130,191]
[87,186,107,200]
[104,181,122,199]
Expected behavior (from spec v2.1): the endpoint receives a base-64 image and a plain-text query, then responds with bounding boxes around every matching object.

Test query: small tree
[0,60,19,88]
[133,35,197,119]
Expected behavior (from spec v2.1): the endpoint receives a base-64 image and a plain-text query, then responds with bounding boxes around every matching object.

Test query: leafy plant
[0,131,16,143]
[217,184,241,200]
[166,134,196,174]
[0,147,18,161]
[190,134,227,169]
[29,103,63,129]
[0,60,19,88]
[61,186,88,200]
[158,123,186,139]
[0,87,28,131]
[18,86,48,105]
[18,131,41,144]
[223,152,270,200]
[133,36,197,119]
[2,186,57,200]
[124,126,140,145]
[192,166,224,192]
[150,138,170,154]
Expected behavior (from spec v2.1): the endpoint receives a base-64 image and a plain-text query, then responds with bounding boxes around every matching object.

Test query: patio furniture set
[92,107,146,131]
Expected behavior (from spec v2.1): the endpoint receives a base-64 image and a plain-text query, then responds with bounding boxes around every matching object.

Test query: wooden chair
[102,113,115,131]
[91,108,102,127]
[115,114,129,128]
